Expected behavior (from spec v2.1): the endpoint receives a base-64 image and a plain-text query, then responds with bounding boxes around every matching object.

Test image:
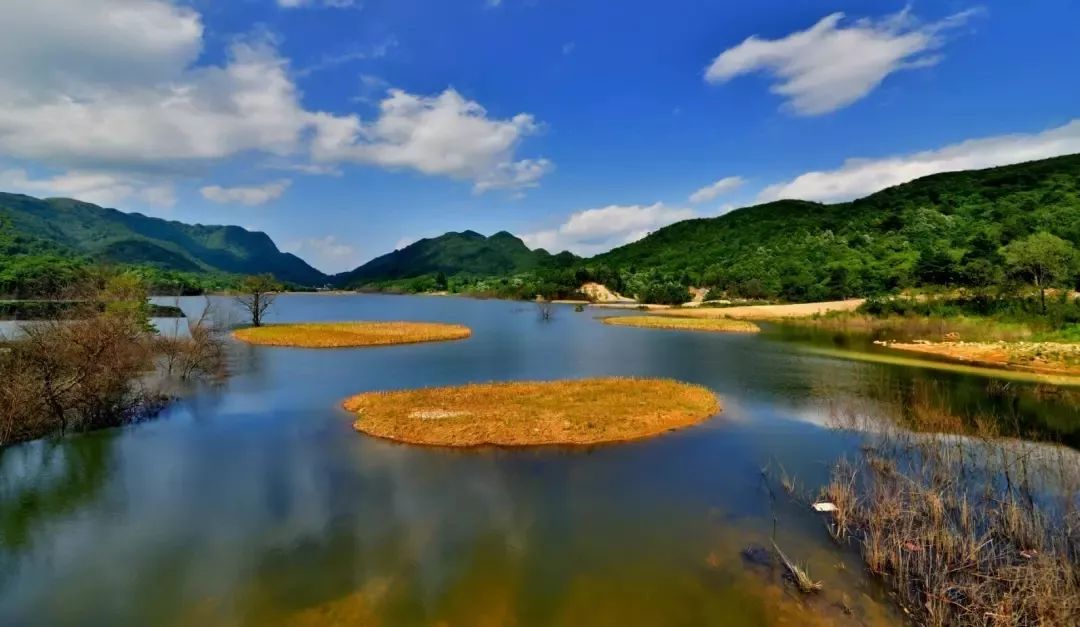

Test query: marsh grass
[342,377,720,447]
[771,540,823,593]
[886,341,1080,376]
[821,390,1080,626]
[231,321,471,348]
[600,315,760,334]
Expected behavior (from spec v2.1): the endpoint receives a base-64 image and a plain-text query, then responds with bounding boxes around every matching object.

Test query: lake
[2,294,1077,626]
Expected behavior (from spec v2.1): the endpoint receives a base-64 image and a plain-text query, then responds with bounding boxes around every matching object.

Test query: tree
[235,274,282,327]
[1002,233,1077,313]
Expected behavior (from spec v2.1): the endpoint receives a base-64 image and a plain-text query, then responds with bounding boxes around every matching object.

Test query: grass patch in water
[343,377,720,447]
[885,340,1080,376]
[601,315,760,334]
[231,321,471,348]
[816,389,1080,626]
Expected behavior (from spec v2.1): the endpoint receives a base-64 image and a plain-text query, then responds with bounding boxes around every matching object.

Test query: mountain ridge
[0,192,328,286]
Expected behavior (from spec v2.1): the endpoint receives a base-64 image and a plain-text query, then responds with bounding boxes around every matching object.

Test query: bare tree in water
[235,274,282,327]
[536,298,555,321]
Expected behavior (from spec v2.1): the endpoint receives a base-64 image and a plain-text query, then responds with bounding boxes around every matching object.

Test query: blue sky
[1,0,1078,272]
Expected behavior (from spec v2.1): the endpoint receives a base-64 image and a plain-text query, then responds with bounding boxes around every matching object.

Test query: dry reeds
[343,377,720,447]
[821,389,1080,626]
[232,321,472,348]
[600,316,760,334]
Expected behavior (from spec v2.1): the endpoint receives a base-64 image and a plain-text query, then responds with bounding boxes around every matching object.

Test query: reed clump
[232,321,471,348]
[601,315,760,334]
[343,377,720,447]
[822,391,1080,626]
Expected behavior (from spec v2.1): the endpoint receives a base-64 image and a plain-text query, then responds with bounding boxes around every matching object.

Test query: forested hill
[592,154,1080,301]
[0,192,328,287]
[336,230,578,288]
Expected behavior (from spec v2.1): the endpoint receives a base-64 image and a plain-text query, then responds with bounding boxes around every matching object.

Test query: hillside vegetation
[335,230,578,293]
[0,192,327,296]
[3,154,1079,303]
[594,154,1080,301]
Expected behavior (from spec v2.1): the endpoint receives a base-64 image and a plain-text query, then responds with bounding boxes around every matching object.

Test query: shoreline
[882,340,1080,377]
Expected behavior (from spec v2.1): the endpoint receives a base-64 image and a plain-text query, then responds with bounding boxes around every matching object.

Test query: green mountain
[592,154,1080,301]
[336,230,578,287]
[0,192,328,286]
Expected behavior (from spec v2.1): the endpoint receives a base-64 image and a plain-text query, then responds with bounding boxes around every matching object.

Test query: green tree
[235,274,283,327]
[1002,232,1077,313]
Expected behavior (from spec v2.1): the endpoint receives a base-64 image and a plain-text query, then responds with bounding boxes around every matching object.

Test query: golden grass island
[343,377,720,447]
[231,321,472,348]
[600,315,760,334]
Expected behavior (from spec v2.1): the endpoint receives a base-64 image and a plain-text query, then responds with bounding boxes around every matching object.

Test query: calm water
[2,294,1078,626]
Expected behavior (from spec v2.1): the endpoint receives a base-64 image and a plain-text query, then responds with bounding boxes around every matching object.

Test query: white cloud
[0,0,550,198]
[0,0,203,92]
[0,36,314,171]
[311,88,551,193]
[475,158,554,193]
[0,168,175,210]
[758,119,1080,203]
[278,0,359,8]
[705,7,979,115]
[689,175,744,203]
[295,39,397,78]
[200,180,291,206]
[284,235,361,273]
[522,203,698,256]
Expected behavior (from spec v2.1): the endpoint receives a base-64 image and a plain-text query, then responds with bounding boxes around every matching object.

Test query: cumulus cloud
[0,38,313,171]
[522,203,698,256]
[705,7,979,115]
[0,0,203,92]
[284,235,361,273]
[0,0,551,201]
[0,169,175,210]
[758,119,1080,203]
[689,176,744,203]
[200,180,291,206]
[311,88,552,193]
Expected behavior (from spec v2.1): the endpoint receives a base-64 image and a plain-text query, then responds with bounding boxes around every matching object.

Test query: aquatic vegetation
[821,393,1080,626]
[601,315,760,333]
[771,540,822,593]
[231,321,472,348]
[343,377,720,447]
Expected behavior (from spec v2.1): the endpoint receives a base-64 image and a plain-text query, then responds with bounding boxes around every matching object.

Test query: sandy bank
[651,299,865,320]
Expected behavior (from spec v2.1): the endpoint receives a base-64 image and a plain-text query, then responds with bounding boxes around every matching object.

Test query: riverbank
[650,299,866,320]
[881,340,1080,376]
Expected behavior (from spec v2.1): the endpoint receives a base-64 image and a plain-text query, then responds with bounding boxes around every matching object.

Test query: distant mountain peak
[0,191,328,286]
[336,228,578,287]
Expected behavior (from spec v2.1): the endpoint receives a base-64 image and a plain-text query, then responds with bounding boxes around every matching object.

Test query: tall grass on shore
[822,389,1080,626]
[0,278,226,447]
[600,315,760,334]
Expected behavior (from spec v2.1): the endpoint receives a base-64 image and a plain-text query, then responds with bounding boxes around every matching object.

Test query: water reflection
[1,294,1076,625]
